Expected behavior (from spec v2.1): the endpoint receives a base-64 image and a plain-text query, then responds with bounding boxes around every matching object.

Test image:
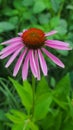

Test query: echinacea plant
[0,28,72,80]
[0,28,72,130]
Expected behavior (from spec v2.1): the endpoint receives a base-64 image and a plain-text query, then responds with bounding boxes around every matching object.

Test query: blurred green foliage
[0,0,73,130]
[0,75,73,130]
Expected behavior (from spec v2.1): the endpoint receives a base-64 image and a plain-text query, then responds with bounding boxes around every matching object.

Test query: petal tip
[13,72,16,77]
[5,65,8,68]
[60,64,65,68]
[22,77,27,81]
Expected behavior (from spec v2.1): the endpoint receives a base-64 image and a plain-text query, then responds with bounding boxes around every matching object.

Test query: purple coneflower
[0,28,71,80]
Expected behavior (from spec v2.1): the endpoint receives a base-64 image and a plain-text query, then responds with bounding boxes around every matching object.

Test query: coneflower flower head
[22,28,46,49]
[0,28,72,80]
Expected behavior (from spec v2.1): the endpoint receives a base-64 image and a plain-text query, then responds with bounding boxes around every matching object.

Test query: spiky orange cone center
[22,28,46,49]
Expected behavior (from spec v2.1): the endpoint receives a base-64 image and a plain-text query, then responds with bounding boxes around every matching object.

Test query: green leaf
[6,109,27,124]
[33,1,46,14]
[34,96,53,121]
[3,8,18,16]
[9,16,18,26]
[29,121,39,130]
[33,77,52,120]
[36,76,51,96]
[0,22,15,33]
[56,19,67,35]
[41,109,60,129]
[10,109,27,120]
[51,74,71,109]
[38,14,50,24]
[54,74,71,102]
[0,122,4,130]
[56,50,68,56]
[53,110,62,130]
[67,97,73,118]
[66,5,73,10]
[50,16,60,28]
[12,120,39,130]
[43,0,51,9]
[0,45,3,51]
[13,0,23,9]
[22,0,34,6]
[9,78,32,111]
[51,0,60,12]
[50,77,56,88]
[62,119,73,130]
[23,80,33,99]
[0,110,6,121]
[53,98,67,109]
[12,124,25,130]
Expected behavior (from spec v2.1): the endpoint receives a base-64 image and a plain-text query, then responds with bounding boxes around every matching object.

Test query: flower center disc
[22,28,46,49]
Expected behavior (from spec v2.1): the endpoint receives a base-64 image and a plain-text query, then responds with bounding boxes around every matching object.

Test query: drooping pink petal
[45,40,69,46]
[38,49,48,76]
[1,37,22,45]
[45,43,72,50]
[45,40,72,50]
[45,30,58,37]
[35,50,40,80]
[42,48,65,68]
[30,50,38,78]
[13,48,27,76]
[0,45,21,59]
[0,42,24,55]
[22,51,30,80]
[5,46,23,68]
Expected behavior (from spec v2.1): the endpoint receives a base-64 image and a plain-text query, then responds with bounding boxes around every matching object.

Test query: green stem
[58,0,65,17]
[32,75,36,118]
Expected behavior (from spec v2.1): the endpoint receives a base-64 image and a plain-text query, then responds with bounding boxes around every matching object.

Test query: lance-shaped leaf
[9,78,32,112]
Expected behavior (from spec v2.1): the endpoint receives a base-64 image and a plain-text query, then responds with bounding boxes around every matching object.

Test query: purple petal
[13,49,27,76]
[35,50,40,80]
[45,40,72,50]
[46,40,69,46]
[45,30,58,37]
[5,46,23,68]
[38,49,48,76]
[0,42,24,55]
[45,43,72,50]
[0,45,20,59]
[22,51,30,80]
[42,48,65,68]
[30,50,38,78]
[1,37,22,45]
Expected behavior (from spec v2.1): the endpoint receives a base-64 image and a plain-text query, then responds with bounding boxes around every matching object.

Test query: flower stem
[32,75,36,118]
